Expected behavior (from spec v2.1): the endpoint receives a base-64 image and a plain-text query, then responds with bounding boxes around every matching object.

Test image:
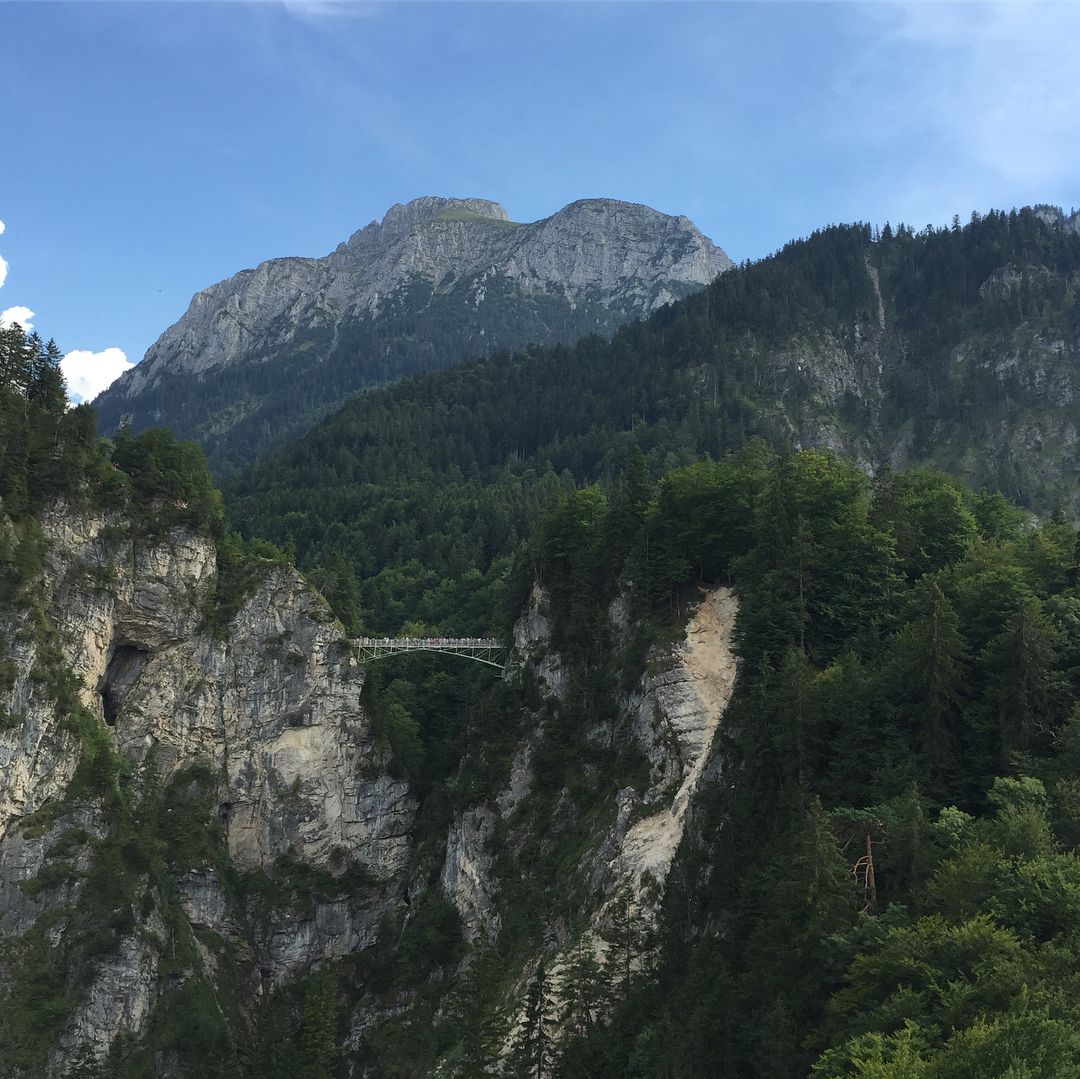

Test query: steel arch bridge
[354,636,506,669]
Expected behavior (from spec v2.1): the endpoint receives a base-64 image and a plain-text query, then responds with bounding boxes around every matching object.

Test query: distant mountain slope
[225,205,1080,634]
[93,196,731,471]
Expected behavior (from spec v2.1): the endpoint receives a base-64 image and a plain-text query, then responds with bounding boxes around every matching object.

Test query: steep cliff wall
[0,507,739,1076]
[0,507,414,1074]
[437,584,739,1070]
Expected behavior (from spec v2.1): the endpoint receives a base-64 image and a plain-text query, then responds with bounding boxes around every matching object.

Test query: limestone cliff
[0,509,738,1077]
[441,584,739,1066]
[0,508,412,1074]
[93,196,732,472]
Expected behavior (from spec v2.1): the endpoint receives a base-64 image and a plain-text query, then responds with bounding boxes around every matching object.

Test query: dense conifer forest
[7,204,1080,1075]
[226,207,1080,643]
[527,447,1080,1078]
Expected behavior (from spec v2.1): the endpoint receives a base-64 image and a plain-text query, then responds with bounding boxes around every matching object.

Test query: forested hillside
[10,205,1080,1078]
[94,197,728,473]
[527,448,1080,1077]
[226,206,1080,642]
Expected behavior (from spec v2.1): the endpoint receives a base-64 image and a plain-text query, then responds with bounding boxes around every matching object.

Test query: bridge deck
[355,637,505,668]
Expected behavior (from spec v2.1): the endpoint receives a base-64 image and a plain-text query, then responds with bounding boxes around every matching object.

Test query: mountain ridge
[223,204,1080,639]
[94,195,731,472]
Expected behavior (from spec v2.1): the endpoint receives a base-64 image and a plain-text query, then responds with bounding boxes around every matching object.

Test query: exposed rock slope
[0,509,738,1076]
[0,510,412,1073]
[441,585,739,1062]
[614,586,738,899]
[94,196,731,471]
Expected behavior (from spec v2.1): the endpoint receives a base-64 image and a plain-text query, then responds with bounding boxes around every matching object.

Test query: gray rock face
[93,196,731,470]
[511,583,568,700]
[127,196,727,381]
[0,509,415,1070]
[0,512,740,1075]
[1033,204,1080,236]
[440,806,498,941]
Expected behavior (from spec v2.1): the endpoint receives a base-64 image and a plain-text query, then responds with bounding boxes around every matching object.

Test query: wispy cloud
[61,347,133,405]
[852,0,1080,223]
[0,218,7,290]
[1,306,35,331]
[891,1,1080,183]
[0,217,131,403]
[280,0,380,18]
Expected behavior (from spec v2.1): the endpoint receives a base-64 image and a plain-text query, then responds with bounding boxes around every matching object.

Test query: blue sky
[2,0,1079,400]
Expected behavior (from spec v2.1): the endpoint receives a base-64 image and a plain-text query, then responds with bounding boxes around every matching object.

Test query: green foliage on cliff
[0,323,227,539]
[525,448,1080,1078]
[1,326,112,517]
[226,207,1080,647]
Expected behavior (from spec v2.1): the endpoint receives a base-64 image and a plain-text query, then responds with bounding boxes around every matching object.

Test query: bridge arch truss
[354,637,506,669]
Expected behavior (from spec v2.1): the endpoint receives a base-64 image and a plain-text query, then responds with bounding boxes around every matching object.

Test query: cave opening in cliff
[99,643,149,726]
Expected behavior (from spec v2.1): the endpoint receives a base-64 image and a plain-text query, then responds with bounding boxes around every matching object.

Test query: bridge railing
[354,636,506,669]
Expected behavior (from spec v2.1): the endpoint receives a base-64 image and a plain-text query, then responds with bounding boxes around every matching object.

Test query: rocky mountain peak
[93,194,732,471]
[386,195,511,228]
[1033,203,1080,235]
[347,196,513,249]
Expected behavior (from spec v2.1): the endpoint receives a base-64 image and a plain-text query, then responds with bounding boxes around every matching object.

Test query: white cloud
[1,306,34,330]
[61,347,133,405]
[0,255,7,291]
[278,0,382,21]
[0,220,6,236]
[891,1,1080,183]
[852,0,1080,224]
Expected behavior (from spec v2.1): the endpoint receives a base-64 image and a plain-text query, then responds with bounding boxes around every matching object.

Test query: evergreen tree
[300,968,339,1079]
[601,895,654,1001]
[511,957,557,1079]
[450,943,507,1078]
[895,583,968,793]
[986,598,1064,764]
[556,935,610,1044]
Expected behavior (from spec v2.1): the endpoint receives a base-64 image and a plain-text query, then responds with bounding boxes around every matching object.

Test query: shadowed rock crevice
[98,644,149,727]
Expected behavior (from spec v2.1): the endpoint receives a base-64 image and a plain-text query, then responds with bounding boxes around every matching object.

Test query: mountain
[10,237,1080,1077]
[225,205,1080,639]
[8,327,1080,1076]
[93,196,731,472]
[1,323,743,1076]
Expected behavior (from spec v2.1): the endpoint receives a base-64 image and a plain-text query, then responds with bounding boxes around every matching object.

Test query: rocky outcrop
[2,510,738,1075]
[0,510,415,1070]
[510,583,568,701]
[1033,204,1080,236]
[118,196,728,383]
[55,909,167,1066]
[613,587,738,900]
[93,196,731,470]
[441,806,498,941]
[493,586,739,1057]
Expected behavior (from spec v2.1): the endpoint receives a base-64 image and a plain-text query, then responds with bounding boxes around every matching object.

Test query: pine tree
[556,935,610,1043]
[987,598,1064,763]
[300,968,339,1079]
[896,583,968,791]
[601,895,653,1001]
[511,957,557,1079]
[63,1045,106,1079]
[605,446,652,575]
[451,943,507,1078]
